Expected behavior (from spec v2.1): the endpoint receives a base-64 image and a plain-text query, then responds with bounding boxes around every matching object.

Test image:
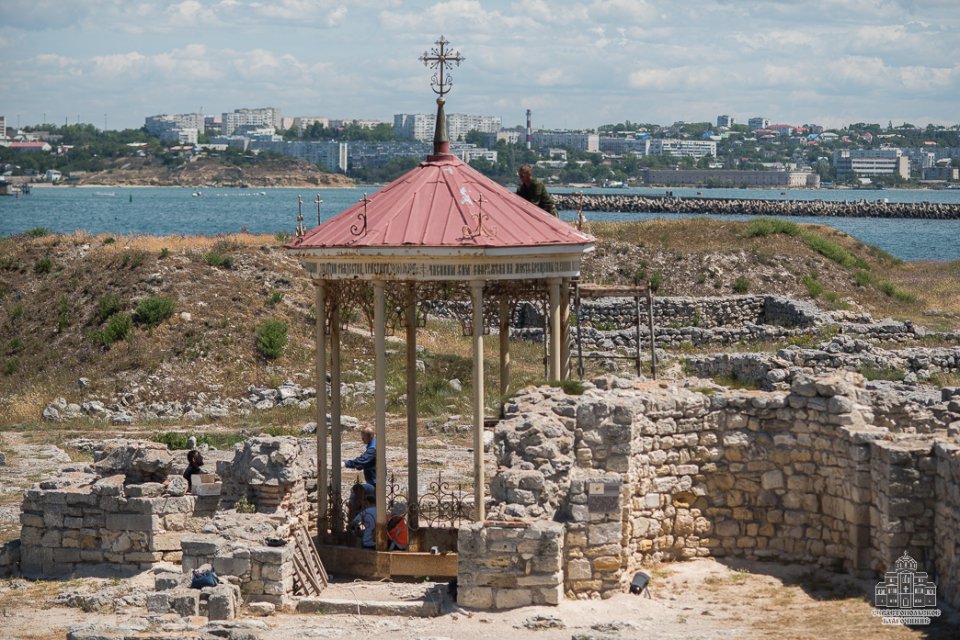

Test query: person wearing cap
[387,501,409,551]
[516,164,558,216]
[342,426,377,486]
[350,483,377,550]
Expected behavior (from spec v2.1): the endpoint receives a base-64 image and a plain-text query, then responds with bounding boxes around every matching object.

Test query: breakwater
[554,193,960,219]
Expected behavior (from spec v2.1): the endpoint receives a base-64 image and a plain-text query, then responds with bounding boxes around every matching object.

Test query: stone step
[296,595,442,617]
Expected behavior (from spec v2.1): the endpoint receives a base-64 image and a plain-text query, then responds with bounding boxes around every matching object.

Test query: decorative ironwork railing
[326,471,471,533]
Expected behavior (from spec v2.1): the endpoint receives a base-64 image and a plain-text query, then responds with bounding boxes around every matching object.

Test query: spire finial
[420,36,464,158]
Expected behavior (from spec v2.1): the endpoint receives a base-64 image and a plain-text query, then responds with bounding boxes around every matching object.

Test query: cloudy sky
[1,0,958,131]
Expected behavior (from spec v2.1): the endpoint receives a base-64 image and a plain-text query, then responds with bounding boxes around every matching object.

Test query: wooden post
[635,294,643,377]
[560,277,571,381]
[405,284,419,530]
[548,278,561,382]
[498,298,510,401]
[471,280,485,522]
[314,281,328,532]
[330,302,342,533]
[373,281,387,550]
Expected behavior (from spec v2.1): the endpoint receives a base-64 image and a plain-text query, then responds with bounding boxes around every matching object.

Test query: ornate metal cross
[463,193,497,239]
[295,194,306,238]
[419,35,464,97]
[314,194,323,226]
[350,193,370,236]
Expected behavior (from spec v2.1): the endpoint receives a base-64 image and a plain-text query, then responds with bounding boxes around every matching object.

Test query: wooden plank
[294,523,329,587]
[577,284,649,297]
[293,549,323,595]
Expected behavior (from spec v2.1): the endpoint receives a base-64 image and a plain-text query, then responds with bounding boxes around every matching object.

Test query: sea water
[2,186,959,261]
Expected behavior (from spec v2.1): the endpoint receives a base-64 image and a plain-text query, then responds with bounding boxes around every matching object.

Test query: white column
[330,302,342,532]
[405,284,419,530]
[373,280,387,550]
[548,278,561,381]
[314,281,328,531]
[471,280,485,522]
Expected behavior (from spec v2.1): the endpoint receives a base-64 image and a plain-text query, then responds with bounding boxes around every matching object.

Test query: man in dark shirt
[343,426,377,485]
[516,164,558,216]
[183,449,205,492]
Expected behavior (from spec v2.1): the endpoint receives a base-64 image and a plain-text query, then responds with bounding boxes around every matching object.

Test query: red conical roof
[288,155,593,253]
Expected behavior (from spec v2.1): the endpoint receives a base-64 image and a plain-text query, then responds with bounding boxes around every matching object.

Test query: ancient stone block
[458,586,493,608]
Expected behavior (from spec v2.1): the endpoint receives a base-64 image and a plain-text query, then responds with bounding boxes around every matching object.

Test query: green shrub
[0,257,19,271]
[102,237,116,245]
[204,251,233,269]
[120,250,147,269]
[877,280,917,303]
[34,256,53,274]
[56,295,71,331]
[556,378,585,395]
[133,296,175,327]
[733,276,749,294]
[159,247,170,259]
[266,291,284,306]
[96,294,124,324]
[275,231,291,243]
[649,272,663,293]
[801,275,823,298]
[854,270,873,287]
[3,358,19,375]
[97,313,132,346]
[7,337,24,354]
[860,365,906,382]
[800,231,869,270]
[10,304,24,320]
[235,496,257,514]
[746,218,800,238]
[256,319,288,359]
[24,227,51,238]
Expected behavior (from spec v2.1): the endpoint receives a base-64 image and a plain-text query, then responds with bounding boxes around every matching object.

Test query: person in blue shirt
[343,426,377,485]
[350,484,377,550]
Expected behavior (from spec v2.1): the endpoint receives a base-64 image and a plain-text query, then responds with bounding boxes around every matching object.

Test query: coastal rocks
[554,193,960,220]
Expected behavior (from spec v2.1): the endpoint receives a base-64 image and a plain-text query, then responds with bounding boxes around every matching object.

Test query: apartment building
[394,113,500,143]
[450,143,497,164]
[144,113,205,142]
[748,117,769,131]
[221,108,281,135]
[599,137,650,155]
[833,148,910,179]
[532,131,600,153]
[716,115,735,128]
[0,115,6,138]
[649,138,716,159]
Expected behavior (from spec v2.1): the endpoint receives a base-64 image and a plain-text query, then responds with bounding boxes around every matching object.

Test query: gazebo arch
[285,36,594,567]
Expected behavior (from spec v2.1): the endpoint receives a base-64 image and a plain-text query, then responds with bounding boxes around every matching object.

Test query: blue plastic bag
[190,568,219,588]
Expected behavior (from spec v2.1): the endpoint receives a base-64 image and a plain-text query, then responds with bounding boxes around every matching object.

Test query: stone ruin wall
[460,373,960,610]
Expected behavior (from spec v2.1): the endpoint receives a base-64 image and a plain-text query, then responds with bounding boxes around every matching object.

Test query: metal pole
[330,302,343,533]
[315,282,328,532]
[405,284,419,531]
[373,281,387,550]
[471,280,485,522]
[647,288,657,380]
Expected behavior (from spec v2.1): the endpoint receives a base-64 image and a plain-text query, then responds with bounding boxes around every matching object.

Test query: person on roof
[516,164,558,217]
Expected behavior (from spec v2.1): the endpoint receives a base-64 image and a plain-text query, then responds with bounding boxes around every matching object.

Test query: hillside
[67,155,354,188]
[0,219,957,426]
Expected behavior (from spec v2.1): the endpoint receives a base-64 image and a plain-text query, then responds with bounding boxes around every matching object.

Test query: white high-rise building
[394,113,501,142]
[748,117,769,131]
[717,115,735,128]
[0,115,7,137]
[145,113,205,138]
[833,149,910,179]
[649,138,716,159]
[532,131,600,153]
[221,108,281,135]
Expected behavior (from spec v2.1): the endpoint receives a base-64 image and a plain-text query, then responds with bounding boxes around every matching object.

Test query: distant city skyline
[1,0,958,132]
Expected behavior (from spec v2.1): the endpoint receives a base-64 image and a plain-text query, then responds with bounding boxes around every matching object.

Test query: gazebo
[285,37,594,571]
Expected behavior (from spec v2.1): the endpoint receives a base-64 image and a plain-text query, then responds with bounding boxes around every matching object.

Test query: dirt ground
[1,435,958,640]
[0,557,957,640]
